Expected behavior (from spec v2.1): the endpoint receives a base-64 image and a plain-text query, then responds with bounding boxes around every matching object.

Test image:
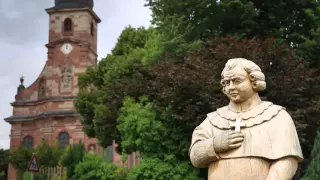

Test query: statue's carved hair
[221,58,266,92]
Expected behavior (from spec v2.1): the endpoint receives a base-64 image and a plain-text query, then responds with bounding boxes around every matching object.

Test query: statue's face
[222,67,255,103]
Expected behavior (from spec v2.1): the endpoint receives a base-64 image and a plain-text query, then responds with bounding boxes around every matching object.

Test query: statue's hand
[213,131,244,153]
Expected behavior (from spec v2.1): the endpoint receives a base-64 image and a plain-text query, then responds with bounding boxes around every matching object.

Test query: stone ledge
[4,110,79,123]
[11,96,76,106]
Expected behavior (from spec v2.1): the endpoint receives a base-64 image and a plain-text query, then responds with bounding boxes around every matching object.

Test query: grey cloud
[0,1,53,45]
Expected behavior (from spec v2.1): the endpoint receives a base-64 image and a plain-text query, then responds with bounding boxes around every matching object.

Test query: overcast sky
[0,0,151,149]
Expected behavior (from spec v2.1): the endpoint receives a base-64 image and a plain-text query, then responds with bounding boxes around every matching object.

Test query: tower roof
[54,0,93,9]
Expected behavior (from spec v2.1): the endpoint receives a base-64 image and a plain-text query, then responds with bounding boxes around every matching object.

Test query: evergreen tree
[302,130,320,180]
[0,149,9,180]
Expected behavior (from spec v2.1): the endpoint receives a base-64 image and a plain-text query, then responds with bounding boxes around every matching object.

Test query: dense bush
[9,146,33,178]
[126,157,199,180]
[61,143,85,179]
[35,141,62,168]
[9,141,63,179]
[72,153,125,180]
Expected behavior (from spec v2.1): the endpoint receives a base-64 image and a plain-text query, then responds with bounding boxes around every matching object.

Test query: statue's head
[89,144,95,151]
[221,58,266,103]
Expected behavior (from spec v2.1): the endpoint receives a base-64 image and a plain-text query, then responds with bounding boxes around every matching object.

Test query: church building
[4,1,138,179]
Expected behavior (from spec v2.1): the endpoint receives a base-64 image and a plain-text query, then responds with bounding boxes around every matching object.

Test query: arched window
[58,132,70,148]
[64,18,72,32]
[23,136,33,148]
[90,22,94,36]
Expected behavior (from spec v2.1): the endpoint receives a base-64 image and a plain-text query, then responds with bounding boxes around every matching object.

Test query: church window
[58,132,70,148]
[90,22,94,36]
[23,136,34,148]
[64,18,72,32]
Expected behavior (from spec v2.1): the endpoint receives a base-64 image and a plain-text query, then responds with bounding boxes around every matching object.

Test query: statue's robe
[189,101,303,180]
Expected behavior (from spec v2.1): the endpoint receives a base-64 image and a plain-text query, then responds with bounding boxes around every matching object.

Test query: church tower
[4,1,111,179]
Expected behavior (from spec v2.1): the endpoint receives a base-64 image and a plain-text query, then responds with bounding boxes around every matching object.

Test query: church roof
[54,0,94,9]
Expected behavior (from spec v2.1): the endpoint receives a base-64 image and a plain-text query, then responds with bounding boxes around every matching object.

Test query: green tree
[61,143,86,179]
[9,141,65,179]
[117,97,189,160]
[146,0,320,45]
[117,96,165,156]
[9,147,33,178]
[75,26,163,149]
[0,149,9,180]
[72,153,125,180]
[145,0,320,67]
[35,141,62,168]
[74,3,320,179]
[76,35,319,179]
[302,129,320,180]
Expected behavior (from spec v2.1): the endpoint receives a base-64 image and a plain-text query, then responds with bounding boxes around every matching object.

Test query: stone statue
[60,66,73,92]
[189,58,303,180]
[88,144,96,154]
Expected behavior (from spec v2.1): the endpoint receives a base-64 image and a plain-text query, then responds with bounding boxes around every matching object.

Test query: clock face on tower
[60,43,73,55]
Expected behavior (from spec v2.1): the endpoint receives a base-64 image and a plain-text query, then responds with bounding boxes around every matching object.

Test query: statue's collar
[207,101,285,129]
[216,101,273,121]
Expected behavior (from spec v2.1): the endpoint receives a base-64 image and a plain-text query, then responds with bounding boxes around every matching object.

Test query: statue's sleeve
[189,118,219,168]
[266,156,298,180]
[265,109,302,179]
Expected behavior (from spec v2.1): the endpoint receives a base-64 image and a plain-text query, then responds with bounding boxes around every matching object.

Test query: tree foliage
[35,141,62,168]
[74,1,320,179]
[75,26,163,148]
[72,153,125,180]
[302,130,320,180]
[61,143,86,179]
[145,0,320,67]
[117,97,165,155]
[117,97,190,160]
[76,34,319,179]
[126,157,199,180]
[9,146,33,177]
[9,141,63,179]
[0,149,9,180]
